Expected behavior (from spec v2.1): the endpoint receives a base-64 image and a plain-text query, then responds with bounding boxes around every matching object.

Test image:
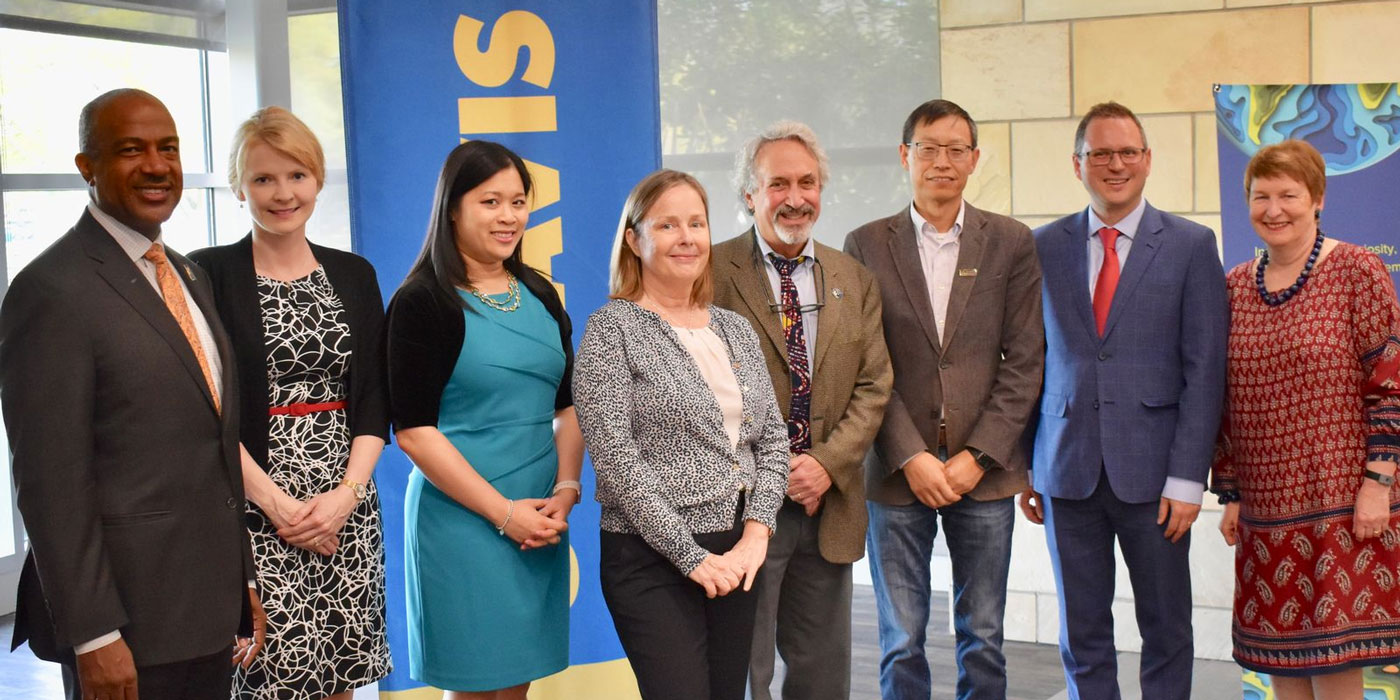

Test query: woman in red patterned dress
[1213,139,1400,699]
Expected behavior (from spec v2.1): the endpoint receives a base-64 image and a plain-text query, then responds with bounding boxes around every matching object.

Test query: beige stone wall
[937,0,1400,659]
[943,0,1400,228]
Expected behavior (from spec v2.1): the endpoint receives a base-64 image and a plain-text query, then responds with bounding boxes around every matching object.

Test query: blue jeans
[866,495,1015,700]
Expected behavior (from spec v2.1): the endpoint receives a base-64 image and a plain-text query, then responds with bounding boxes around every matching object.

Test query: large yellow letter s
[453,10,555,89]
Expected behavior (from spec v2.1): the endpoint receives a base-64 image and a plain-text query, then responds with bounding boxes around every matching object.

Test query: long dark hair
[408,140,534,308]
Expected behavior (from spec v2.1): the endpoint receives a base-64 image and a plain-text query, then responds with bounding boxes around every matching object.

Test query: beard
[769,203,816,246]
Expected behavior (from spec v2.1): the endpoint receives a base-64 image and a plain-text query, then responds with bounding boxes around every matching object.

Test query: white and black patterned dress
[233,267,391,699]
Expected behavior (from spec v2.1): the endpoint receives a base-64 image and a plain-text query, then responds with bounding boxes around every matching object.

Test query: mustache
[774,203,815,219]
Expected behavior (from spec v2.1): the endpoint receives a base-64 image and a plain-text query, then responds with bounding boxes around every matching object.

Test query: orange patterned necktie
[143,243,220,412]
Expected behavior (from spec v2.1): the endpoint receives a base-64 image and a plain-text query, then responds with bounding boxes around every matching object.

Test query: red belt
[268,401,347,417]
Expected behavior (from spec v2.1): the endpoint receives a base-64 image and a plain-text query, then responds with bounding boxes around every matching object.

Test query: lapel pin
[182,263,195,280]
[832,287,844,299]
[958,268,978,277]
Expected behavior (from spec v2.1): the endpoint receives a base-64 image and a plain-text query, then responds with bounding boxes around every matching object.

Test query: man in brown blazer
[843,100,1043,700]
[713,120,892,700]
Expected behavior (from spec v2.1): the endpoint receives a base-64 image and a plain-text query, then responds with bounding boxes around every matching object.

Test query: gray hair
[732,120,831,213]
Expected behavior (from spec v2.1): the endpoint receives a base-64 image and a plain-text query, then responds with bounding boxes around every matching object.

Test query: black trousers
[600,515,760,700]
[61,647,232,700]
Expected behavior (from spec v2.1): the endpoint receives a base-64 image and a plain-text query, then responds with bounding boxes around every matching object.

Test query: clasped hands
[687,521,771,598]
[904,450,986,509]
[267,485,360,556]
[786,453,830,516]
[502,490,577,550]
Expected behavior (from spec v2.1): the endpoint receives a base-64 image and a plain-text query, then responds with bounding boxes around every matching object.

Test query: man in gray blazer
[0,89,263,700]
[713,121,892,700]
[844,99,1044,700]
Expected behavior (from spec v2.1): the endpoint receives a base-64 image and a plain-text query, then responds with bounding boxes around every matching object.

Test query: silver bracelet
[496,500,515,536]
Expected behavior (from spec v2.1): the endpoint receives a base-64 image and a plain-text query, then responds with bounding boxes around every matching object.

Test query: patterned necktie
[143,243,221,412]
[1093,227,1121,336]
[768,253,811,454]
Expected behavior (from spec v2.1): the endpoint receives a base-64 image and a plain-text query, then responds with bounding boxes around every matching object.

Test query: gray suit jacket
[712,230,892,563]
[1,211,254,666]
[844,203,1045,504]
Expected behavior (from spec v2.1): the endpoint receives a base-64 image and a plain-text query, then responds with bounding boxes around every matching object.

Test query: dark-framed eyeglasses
[1076,147,1147,166]
[905,142,974,162]
[760,254,828,315]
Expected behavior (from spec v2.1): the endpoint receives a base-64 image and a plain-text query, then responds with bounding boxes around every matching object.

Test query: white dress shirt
[755,231,819,363]
[911,201,966,345]
[76,202,227,655]
[1084,200,1203,506]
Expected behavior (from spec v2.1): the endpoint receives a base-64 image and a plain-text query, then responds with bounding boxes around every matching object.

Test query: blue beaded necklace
[1256,228,1325,306]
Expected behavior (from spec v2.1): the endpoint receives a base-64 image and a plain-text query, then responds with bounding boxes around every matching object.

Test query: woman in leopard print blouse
[574,169,789,700]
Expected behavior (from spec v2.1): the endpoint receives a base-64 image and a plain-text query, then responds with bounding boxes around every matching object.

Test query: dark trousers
[1043,472,1194,700]
[749,499,852,700]
[601,518,759,700]
[62,647,233,700]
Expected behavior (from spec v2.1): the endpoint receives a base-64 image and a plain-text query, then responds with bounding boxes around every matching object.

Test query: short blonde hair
[1244,139,1326,202]
[610,169,714,307]
[227,106,326,192]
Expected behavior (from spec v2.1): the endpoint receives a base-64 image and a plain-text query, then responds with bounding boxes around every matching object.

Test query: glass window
[656,0,940,249]
[288,12,347,171]
[4,189,215,280]
[0,27,213,174]
[285,11,351,252]
[0,0,200,38]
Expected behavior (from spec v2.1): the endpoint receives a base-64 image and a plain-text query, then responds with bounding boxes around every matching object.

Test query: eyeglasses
[905,142,974,162]
[1076,147,1147,166]
[752,245,828,314]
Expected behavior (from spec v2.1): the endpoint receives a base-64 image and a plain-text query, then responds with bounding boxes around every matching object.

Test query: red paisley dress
[1213,242,1400,675]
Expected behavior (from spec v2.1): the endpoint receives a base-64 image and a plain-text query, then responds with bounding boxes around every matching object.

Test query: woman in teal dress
[387,140,583,699]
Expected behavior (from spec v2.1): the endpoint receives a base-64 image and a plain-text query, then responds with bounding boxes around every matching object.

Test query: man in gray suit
[712,121,892,700]
[1,88,264,700]
[844,99,1044,700]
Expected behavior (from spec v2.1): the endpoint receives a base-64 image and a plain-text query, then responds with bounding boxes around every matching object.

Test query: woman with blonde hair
[1213,139,1400,699]
[191,106,391,699]
[573,169,789,700]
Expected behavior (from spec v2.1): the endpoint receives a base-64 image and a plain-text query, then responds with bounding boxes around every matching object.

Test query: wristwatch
[339,478,368,501]
[1364,468,1397,487]
[968,447,1000,472]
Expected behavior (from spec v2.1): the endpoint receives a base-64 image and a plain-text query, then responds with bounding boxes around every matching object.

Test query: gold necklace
[468,272,520,312]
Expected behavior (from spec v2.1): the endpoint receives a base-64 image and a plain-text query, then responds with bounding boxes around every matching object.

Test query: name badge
[958,268,978,277]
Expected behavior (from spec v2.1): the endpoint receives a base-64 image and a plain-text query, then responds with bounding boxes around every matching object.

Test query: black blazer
[0,211,255,666]
[188,234,390,471]
[386,268,574,431]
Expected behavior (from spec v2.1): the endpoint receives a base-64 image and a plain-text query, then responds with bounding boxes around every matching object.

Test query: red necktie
[1093,227,1120,336]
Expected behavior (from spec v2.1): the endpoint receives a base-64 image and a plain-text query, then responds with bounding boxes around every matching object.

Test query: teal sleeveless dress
[404,287,569,691]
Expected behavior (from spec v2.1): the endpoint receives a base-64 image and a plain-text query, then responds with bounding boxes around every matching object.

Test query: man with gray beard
[712,121,892,700]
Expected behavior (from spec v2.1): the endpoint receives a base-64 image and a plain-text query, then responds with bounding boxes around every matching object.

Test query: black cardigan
[188,235,390,471]
[385,268,574,432]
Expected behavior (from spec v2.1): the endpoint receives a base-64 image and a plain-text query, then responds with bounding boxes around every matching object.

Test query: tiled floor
[2,586,1244,699]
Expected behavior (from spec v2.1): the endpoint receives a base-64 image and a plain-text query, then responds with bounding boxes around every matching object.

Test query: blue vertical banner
[337,2,660,697]
[1214,83,1400,700]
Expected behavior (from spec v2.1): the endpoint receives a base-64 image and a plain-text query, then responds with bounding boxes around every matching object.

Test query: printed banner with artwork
[338,2,661,697]
[1215,83,1400,279]
[1214,81,1400,700]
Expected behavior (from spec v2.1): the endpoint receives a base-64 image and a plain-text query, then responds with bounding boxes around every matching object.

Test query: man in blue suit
[1019,101,1228,700]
